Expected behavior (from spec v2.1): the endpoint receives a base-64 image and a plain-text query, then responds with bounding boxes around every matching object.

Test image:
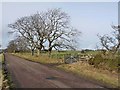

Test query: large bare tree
[8,8,81,55]
[44,8,81,54]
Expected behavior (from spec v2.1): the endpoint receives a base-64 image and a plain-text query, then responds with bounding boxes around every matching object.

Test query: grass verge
[57,62,118,88]
[0,54,3,89]
[1,53,15,89]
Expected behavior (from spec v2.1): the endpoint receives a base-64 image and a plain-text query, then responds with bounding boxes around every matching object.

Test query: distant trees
[8,8,81,55]
[98,25,120,54]
[7,37,30,53]
[7,40,18,53]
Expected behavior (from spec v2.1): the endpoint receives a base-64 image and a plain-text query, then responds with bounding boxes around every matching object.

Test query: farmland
[1,3,120,89]
[12,50,119,88]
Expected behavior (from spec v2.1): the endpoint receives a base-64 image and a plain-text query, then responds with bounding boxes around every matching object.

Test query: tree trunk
[48,48,52,57]
[31,49,34,56]
[48,42,52,57]
[37,49,41,56]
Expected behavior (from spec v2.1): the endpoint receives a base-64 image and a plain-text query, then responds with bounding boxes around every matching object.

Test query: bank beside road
[1,53,14,89]
[0,54,2,89]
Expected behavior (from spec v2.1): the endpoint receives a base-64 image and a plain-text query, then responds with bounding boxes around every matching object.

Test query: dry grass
[12,53,119,88]
[0,54,3,89]
[57,61,118,87]
[13,53,63,64]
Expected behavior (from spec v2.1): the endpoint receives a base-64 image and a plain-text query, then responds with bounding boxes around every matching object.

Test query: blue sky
[0,2,118,49]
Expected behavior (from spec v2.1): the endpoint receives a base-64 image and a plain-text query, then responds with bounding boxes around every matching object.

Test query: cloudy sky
[0,0,118,49]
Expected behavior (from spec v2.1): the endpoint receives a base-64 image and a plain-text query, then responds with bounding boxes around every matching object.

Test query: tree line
[7,8,120,56]
[7,8,81,56]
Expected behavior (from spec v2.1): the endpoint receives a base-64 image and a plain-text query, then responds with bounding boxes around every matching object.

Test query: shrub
[88,53,119,71]
[88,54,104,68]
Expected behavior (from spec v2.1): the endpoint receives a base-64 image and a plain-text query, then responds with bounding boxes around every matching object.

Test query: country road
[4,53,109,89]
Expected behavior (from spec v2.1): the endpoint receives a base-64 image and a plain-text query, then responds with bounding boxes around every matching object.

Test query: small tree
[98,25,120,54]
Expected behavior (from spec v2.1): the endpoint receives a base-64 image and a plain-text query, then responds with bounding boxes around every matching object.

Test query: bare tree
[8,15,45,55]
[112,25,120,52]
[8,16,36,54]
[7,37,30,53]
[8,8,81,56]
[44,8,81,55]
[14,36,30,52]
[98,25,120,54]
[7,40,18,53]
[30,13,48,55]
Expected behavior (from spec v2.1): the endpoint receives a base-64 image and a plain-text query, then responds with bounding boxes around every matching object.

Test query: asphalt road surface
[4,54,109,89]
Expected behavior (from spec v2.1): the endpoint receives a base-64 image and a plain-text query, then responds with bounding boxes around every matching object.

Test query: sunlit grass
[57,61,118,88]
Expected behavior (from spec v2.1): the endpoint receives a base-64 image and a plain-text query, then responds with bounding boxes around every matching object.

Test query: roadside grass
[57,62,118,88]
[13,52,64,64]
[1,53,15,89]
[0,54,3,89]
[12,52,119,88]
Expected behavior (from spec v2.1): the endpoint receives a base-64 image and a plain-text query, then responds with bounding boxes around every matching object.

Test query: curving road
[4,53,109,89]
